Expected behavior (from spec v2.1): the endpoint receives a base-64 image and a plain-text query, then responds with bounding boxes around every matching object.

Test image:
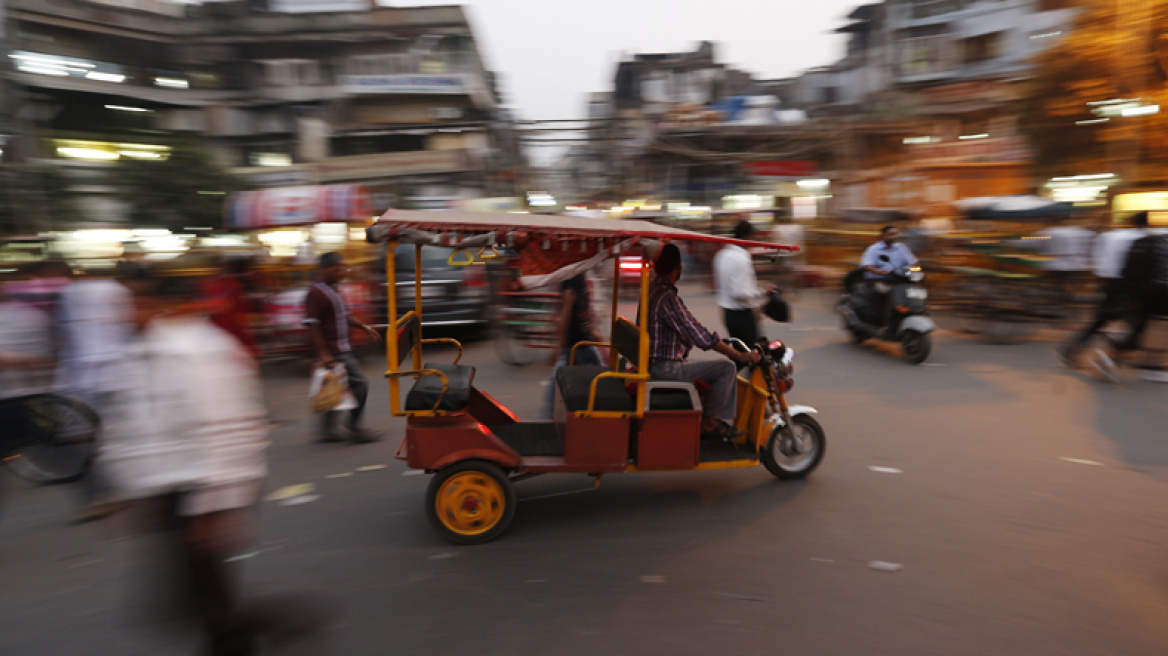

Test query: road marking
[1060,457,1104,466]
[715,592,769,602]
[326,472,353,479]
[265,483,315,501]
[639,575,667,584]
[868,466,903,474]
[357,464,387,472]
[869,561,904,572]
[810,558,836,563]
[225,552,261,563]
[278,494,321,506]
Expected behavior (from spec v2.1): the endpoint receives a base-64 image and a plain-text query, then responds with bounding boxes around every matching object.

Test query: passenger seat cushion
[556,365,633,413]
[405,363,475,412]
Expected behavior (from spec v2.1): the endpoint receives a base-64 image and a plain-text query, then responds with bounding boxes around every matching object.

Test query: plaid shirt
[646,276,719,363]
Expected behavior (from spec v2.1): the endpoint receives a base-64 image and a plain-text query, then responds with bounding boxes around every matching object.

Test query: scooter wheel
[902,330,932,364]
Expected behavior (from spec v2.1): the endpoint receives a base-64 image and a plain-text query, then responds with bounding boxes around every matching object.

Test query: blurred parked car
[373,244,491,331]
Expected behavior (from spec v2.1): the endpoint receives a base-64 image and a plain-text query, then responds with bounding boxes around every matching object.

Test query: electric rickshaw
[367,210,826,544]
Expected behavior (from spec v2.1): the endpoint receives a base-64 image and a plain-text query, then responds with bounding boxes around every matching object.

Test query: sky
[395,0,859,123]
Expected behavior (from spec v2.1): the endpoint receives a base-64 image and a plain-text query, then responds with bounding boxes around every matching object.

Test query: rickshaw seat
[555,365,633,413]
[405,363,475,412]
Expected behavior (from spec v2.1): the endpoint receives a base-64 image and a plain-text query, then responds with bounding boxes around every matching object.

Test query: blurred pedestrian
[539,272,602,419]
[204,257,260,361]
[1059,211,1149,364]
[0,271,55,397]
[54,261,137,523]
[1038,219,1095,305]
[1093,224,1168,382]
[713,220,774,346]
[104,262,334,655]
[304,252,382,443]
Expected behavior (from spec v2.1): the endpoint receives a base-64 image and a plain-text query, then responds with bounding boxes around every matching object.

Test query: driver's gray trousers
[648,359,738,423]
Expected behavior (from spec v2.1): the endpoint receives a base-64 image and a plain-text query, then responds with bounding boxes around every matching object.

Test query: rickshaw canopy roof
[367,209,798,251]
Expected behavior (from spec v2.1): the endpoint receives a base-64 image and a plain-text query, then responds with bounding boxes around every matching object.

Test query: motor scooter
[837,257,935,364]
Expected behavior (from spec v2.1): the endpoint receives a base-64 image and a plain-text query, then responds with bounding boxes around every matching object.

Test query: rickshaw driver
[646,243,760,441]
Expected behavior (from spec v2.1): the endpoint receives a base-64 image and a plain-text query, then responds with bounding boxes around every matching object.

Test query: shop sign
[236,166,315,188]
[226,184,372,229]
[341,74,472,95]
[316,150,470,182]
[744,160,817,178]
[909,136,1031,164]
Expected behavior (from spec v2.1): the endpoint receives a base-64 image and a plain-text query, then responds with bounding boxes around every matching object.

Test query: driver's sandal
[701,422,746,442]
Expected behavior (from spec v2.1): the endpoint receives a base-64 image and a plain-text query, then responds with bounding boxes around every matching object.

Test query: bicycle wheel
[3,394,99,484]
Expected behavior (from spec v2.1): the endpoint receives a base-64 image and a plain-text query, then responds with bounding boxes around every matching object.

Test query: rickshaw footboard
[488,422,563,457]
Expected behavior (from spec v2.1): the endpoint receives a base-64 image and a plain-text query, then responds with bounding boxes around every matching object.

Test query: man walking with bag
[713,220,774,346]
[305,252,381,443]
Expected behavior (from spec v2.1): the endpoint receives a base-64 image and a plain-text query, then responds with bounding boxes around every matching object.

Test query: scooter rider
[860,225,918,330]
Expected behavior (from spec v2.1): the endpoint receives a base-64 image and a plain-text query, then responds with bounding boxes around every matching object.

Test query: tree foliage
[114,140,244,230]
[1021,0,1168,181]
[0,163,81,235]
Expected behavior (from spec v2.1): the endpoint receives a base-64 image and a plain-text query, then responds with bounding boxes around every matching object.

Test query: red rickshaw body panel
[467,387,519,426]
[405,414,521,471]
[562,415,630,469]
[636,410,702,470]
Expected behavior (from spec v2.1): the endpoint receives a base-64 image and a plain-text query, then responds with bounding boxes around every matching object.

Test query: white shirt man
[1039,224,1096,272]
[1061,212,1154,363]
[713,221,771,345]
[1093,227,1147,279]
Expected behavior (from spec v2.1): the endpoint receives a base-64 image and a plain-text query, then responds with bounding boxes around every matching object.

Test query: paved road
[3,285,1168,655]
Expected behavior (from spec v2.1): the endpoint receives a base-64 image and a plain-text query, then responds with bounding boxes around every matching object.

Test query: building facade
[794,0,1078,214]
[1,0,521,228]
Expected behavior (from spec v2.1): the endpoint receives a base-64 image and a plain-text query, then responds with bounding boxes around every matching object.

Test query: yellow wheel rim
[434,471,506,537]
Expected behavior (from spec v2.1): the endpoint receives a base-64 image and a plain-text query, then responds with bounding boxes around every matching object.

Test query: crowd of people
[0,254,341,655]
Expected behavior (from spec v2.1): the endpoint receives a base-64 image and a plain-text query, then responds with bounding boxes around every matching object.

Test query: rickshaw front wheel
[761,415,826,480]
[426,461,516,545]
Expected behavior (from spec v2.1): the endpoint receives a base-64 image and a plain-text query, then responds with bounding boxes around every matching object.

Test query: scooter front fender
[896,315,936,337]
[767,405,818,429]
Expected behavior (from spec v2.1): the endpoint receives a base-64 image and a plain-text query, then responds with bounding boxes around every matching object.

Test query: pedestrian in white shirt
[54,264,136,522]
[1059,211,1149,364]
[1038,220,1095,306]
[713,221,774,345]
[106,262,334,655]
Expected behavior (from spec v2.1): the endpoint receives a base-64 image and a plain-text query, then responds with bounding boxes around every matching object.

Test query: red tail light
[619,257,645,271]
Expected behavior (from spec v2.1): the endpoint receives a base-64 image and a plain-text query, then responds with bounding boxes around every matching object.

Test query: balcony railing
[344,52,478,77]
[895,35,957,78]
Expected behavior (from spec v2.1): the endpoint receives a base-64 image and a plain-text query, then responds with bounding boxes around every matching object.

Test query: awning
[953,196,1073,221]
[225,184,373,229]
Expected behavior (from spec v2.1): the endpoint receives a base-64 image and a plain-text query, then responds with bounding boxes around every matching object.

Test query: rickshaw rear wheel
[426,461,515,545]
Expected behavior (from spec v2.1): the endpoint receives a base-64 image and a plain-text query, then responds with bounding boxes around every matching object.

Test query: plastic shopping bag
[309,363,358,413]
